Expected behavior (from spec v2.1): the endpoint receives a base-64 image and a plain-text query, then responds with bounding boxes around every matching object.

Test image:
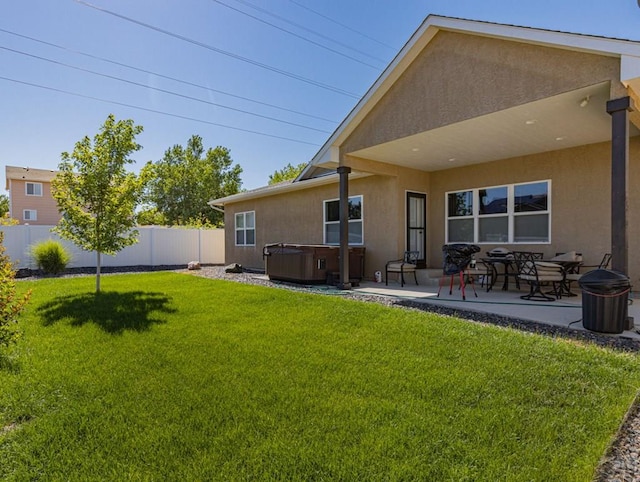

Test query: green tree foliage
[0,232,30,350]
[0,214,19,226]
[51,114,147,293]
[0,194,9,217]
[142,135,242,226]
[135,207,167,226]
[268,162,307,185]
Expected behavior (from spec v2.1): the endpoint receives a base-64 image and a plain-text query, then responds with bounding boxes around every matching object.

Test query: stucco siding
[224,172,431,278]
[428,138,640,284]
[224,139,640,284]
[341,30,621,155]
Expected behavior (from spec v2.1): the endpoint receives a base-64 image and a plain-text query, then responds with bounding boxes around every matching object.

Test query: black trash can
[578,269,631,334]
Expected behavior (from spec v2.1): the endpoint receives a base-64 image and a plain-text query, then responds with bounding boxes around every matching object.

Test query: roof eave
[209,171,371,206]
[306,15,640,171]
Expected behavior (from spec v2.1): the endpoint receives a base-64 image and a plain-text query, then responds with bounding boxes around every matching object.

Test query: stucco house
[210,15,640,286]
[5,165,61,225]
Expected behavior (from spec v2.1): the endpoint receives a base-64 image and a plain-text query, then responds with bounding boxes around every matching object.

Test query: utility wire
[75,0,361,99]
[213,0,386,67]
[233,0,390,62]
[288,0,397,51]
[0,45,332,134]
[0,76,321,146]
[0,27,338,124]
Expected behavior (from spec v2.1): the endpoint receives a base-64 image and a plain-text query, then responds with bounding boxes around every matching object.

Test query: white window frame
[23,209,37,221]
[235,211,255,247]
[25,182,43,196]
[323,195,364,245]
[445,180,551,244]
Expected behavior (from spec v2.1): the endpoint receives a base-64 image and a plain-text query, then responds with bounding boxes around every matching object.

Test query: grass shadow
[0,352,21,374]
[37,291,177,334]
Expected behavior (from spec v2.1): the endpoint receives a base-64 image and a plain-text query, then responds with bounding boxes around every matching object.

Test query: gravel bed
[20,265,640,480]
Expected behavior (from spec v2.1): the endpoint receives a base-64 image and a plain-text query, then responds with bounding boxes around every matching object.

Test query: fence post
[150,227,155,267]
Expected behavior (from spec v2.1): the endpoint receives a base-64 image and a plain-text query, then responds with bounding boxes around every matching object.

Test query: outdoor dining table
[481,257,517,292]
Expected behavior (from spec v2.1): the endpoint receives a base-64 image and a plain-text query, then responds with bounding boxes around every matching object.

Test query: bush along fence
[0,225,225,270]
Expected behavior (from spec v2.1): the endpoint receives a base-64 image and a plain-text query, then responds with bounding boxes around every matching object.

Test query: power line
[0,45,332,134]
[233,0,390,61]
[0,27,338,124]
[75,0,361,99]
[0,75,322,146]
[288,0,397,51]
[212,0,386,68]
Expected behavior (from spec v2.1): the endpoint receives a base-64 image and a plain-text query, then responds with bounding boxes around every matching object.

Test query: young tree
[143,135,242,226]
[0,194,9,217]
[268,162,307,185]
[0,232,30,350]
[51,114,147,293]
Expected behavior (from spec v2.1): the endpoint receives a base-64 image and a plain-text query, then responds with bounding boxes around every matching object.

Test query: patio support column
[607,96,634,275]
[337,166,351,290]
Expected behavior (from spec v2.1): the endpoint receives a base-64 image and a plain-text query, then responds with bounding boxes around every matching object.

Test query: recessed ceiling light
[525,119,537,125]
[555,136,565,141]
[411,148,420,152]
[448,158,456,162]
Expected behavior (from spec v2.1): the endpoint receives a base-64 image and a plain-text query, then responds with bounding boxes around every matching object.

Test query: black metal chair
[437,244,480,300]
[563,252,610,294]
[385,251,419,287]
[514,251,564,301]
[507,251,543,291]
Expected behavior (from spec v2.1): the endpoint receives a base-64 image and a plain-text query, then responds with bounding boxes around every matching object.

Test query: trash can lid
[578,269,630,291]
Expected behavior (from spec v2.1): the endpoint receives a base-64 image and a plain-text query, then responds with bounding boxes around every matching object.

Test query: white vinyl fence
[0,225,225,269]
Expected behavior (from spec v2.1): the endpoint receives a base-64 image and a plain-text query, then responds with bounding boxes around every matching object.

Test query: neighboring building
[5,166,60,225]
[210,16,640,284]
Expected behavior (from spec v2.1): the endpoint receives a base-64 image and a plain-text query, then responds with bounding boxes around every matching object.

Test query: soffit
[305,16,640,175]
[346,82,638,172]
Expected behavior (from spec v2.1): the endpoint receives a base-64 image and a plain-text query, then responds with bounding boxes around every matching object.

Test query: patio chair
[584,253,611,270]
[508,251,543,291]
[515,251,564,301]
[551,251,583,295]
[562,252,609,293]
[437,243,480,300]
[477,258,494,290]
[385,251,419,287]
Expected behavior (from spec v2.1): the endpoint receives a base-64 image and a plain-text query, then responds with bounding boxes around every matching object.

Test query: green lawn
[1,272,639,481]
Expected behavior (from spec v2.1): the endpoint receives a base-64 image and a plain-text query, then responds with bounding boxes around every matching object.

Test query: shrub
[0,232,30,349]
[31,239,71,275]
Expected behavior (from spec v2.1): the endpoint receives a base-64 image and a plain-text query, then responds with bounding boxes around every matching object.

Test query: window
[25,182,42,196]
[446,181,550,244]
[235,211,255,246]
[323,195,363,245]
[23,209,37,221]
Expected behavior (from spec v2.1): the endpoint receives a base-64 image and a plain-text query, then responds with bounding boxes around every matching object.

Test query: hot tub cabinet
[263,243,365,284]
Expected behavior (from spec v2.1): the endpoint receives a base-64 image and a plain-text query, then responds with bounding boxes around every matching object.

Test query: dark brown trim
[406,192,427,269]
[607,96,635,275]
[337,166,352,290]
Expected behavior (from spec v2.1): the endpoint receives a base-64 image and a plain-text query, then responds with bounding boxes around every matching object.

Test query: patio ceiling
[348,82,638,173]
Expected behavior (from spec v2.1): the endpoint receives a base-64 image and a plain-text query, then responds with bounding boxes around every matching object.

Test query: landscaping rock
[187,261,201,270]
[224,263,243,273]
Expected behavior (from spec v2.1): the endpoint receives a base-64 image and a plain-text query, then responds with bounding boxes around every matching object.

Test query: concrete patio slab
[353,280,640,341]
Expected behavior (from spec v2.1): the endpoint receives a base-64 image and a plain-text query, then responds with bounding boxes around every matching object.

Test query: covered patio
[352,274,640,342]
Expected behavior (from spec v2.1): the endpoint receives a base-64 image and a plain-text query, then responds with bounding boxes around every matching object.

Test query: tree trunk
[96,251,101,293]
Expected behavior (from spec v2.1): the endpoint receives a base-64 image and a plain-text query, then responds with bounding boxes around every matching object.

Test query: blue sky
[2,0,640,193]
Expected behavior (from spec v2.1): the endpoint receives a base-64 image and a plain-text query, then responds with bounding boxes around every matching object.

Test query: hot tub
[263,244,365,284]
